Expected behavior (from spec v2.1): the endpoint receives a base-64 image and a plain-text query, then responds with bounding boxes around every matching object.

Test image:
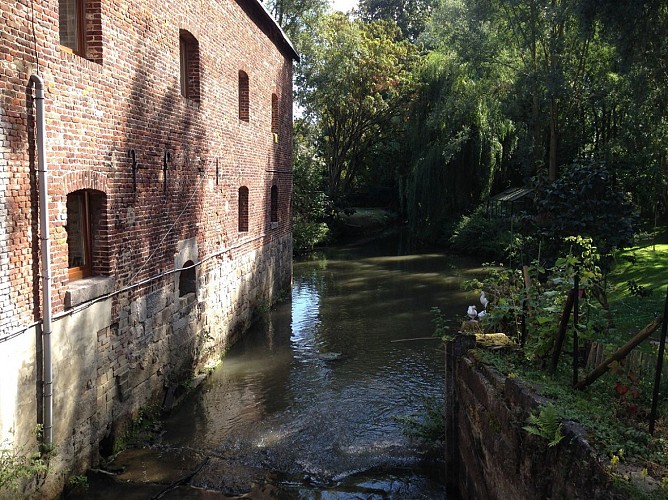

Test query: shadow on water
[68,233,479,498]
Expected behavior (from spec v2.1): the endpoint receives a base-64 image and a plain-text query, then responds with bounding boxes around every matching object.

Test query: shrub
[449,207,512,260]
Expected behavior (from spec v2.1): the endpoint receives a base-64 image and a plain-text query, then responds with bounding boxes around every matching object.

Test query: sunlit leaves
[298,13,420,200]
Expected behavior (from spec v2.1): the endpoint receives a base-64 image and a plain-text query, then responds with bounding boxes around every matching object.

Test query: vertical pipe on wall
[30,74,53,447]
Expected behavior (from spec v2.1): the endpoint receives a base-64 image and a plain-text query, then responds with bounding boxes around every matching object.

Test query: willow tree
[297,13,420,203]
[403,0,515,240]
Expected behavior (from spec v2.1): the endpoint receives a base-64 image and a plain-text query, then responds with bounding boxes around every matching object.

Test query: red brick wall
[0,0,295,338]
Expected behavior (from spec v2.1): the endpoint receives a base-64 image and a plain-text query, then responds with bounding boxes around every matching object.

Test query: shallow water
[71,233,481,498]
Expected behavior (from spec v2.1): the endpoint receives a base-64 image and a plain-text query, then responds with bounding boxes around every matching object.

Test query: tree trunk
[549,98,558,181]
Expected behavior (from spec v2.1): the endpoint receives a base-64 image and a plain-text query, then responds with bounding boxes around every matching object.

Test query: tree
[402,0,517,240]
[582,0,668,226]
[531,161,638,256]
[357,0,438,41]
[262,0,329,48]
[297,13,420,203]
[292,119,332,253]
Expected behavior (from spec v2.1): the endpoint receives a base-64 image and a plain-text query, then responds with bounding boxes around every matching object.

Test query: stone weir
[444,335,627,500]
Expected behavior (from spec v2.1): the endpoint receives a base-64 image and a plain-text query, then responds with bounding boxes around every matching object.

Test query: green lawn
[607,244,668,340]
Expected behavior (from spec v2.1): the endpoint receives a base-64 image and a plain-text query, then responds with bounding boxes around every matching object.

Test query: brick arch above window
[63,170,108,194]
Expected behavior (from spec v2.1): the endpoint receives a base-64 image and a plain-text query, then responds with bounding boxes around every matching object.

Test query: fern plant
[523,404,564,447]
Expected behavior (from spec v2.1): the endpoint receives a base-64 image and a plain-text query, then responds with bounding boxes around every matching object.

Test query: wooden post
[521,265,531,348]
[573,273,579,387]
[550,290,575,374]
[649,288,668,435]
[575,317,664,390]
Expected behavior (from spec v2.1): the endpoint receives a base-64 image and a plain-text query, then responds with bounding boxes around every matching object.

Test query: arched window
[66,189,106,280]
[238,186,249,232]
[179,260,197,297]
[271,93,279,137]
[239,71,249,121]
[270,185,278,224]
[180,30,200,101]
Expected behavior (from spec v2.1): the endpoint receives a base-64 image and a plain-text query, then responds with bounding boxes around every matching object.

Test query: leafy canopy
[297,13,420,201]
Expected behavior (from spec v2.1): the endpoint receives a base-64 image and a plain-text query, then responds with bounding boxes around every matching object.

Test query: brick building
[0,0,297,495]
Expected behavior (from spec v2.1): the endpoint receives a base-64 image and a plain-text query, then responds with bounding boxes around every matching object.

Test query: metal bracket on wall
[163,151,171,193]
[129,149,140,192]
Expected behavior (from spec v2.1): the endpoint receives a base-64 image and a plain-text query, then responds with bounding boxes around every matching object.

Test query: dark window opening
[270,185,278,223]
[180,30,200,101]
[179,260,197,297]
[239,71,249,121]
[271,93,279,136]
[238,186,249,232]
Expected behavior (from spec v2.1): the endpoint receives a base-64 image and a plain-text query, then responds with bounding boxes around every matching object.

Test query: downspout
[30,74,53,447]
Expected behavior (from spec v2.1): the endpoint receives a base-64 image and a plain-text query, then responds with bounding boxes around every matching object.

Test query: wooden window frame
[180,37,189,98]
[179,31,200,102]
[67,191,93,281]
[59,0,86,56]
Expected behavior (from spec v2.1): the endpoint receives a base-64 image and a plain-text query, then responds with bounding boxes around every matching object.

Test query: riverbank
[64,233,476,498]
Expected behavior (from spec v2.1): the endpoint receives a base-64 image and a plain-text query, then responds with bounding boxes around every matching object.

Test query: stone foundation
[445,336,625,499]
[0,235,291,499]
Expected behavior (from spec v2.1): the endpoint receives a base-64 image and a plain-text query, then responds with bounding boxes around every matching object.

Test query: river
[69,233,481,499]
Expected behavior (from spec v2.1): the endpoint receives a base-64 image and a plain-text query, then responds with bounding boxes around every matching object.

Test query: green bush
[449,207,512,260]
[293,221,330,255]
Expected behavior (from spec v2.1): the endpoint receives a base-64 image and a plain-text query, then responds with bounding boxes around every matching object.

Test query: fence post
[573,272,580,387]
[649,287,668,435]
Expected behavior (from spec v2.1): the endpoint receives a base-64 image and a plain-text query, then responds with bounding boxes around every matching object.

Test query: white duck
[480,291,489,310]
[467,305,478,320]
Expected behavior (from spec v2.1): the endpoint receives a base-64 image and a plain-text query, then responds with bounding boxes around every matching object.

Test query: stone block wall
[447,350,625,499]
[0,0,296,497]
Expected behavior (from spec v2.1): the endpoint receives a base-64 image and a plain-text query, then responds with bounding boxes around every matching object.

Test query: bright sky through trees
[330,0,357,12]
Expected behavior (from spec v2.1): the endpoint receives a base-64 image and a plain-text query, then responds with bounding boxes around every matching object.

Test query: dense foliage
[297,13,420,204]
[292,120,331,253]
[267,0,665,256]
[530,161,637,256]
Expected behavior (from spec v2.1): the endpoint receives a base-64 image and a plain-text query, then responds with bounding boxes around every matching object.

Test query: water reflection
[72,234,479,497]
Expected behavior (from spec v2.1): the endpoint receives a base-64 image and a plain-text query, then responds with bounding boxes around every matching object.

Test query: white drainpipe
[30,74,53,446]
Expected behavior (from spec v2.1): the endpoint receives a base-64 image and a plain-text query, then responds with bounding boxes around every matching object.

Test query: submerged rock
[316,352,343,361]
